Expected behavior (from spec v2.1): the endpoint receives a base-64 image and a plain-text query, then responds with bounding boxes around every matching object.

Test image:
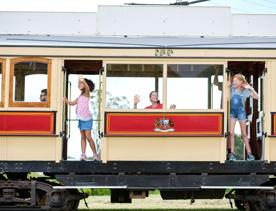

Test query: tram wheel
[234,199,246,210]
[253,190,276,211]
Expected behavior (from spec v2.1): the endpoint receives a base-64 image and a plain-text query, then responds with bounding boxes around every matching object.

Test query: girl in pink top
[64,76,99,161]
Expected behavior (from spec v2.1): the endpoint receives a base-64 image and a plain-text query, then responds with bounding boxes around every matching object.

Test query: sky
[0,0,276,14]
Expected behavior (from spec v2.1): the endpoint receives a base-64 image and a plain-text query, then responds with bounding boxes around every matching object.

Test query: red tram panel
[0,111,55,135]
[105,112,223,137]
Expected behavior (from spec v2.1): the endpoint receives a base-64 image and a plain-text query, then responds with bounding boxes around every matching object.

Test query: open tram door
[61,60,103,160]
[226,61,267,161]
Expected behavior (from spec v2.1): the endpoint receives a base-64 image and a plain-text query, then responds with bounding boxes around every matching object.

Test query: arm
[63,97,78,106]
[133,95,140,109]
[169,104,176,109]
[243,84,259,100]
[213,69,223,91]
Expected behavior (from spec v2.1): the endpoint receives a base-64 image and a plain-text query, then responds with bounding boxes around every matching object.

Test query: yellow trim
[0,59,6,107]
[274,114,276,135]
[9,57,52,108]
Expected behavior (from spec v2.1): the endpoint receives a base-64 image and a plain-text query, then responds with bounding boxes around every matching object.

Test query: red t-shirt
[145,104,163,109]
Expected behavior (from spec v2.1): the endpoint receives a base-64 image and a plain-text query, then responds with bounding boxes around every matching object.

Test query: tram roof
[0,35,276,49]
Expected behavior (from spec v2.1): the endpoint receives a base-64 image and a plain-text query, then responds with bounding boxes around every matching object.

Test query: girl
[64,75,99,161]
[134,91,176,109]
[228,74,259,161]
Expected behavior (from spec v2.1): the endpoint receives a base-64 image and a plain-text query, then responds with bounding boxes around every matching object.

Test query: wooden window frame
[9,57,51,107]
[0,59,6,107]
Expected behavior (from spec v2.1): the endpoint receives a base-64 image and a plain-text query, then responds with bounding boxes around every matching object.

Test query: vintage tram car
[1,5,276,211]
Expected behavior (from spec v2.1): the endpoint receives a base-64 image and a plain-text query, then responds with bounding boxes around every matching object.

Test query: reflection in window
[13,61,48,102]
[167,64,223,109]
[106,64,163,109]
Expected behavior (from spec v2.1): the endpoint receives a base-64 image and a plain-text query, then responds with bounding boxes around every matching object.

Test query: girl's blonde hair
[233,73,248,85]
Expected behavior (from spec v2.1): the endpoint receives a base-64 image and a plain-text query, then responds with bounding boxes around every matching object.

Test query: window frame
[165,61,226,111]
[0,58,6,107]
[103,60,226,112]
[104,62,165,111]
[9,57,52,107]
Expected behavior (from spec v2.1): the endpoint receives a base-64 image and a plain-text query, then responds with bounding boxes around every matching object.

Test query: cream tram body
[0,45,275,163]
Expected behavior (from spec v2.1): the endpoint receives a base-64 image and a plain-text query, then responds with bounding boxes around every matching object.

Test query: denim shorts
[78,119,93,131]
[230,94,247,121]
[230,108,247,121]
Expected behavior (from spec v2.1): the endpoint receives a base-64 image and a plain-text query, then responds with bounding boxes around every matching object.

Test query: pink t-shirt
[76,95,92,121]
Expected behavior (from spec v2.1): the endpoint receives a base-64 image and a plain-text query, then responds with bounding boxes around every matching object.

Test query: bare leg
[80,130,86,155]
[84,130,97,155]
[239,120,252,155]
[229,118,237,154]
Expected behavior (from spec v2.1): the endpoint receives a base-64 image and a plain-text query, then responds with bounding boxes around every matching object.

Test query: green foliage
[80,188,111,196]
[234,134,244,160]
[106,92,131,109]
[149,190,160,195]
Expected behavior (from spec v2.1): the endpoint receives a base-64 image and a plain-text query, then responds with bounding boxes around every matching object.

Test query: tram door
[62,60,103,160]
[227,61,266,160]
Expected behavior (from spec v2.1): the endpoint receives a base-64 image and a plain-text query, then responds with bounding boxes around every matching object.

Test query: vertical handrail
[67,81,72,139]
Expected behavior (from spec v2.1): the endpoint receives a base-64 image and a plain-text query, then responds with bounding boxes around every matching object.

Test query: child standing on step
[64,75,99,161]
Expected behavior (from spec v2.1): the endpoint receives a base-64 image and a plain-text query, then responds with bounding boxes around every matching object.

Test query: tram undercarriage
[1,161,276,210]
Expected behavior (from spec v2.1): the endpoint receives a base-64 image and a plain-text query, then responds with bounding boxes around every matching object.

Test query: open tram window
[9,58,51,107]
[106,64,163,109]
[167,64,223,110]
[0,59,5,107]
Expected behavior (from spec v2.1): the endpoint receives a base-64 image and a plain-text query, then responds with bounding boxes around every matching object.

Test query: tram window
[167,64,223,109]
[106,64,163,109]
[10,58,51,107]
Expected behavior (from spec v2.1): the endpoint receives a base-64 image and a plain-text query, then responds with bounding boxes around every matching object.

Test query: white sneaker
[80,154,87,161]
[93,154,100,161]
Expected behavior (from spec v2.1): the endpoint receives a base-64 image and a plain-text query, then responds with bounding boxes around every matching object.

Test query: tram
[1,4,276,210]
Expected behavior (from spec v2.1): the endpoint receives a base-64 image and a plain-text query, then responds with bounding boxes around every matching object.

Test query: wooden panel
[0,111,55,135]
[0,59,5,107]
[9,57,51,107]
[105,112,223,137]
[102,137,223,162]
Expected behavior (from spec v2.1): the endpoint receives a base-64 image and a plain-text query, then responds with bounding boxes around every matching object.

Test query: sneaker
[93,154,100,161]
[80,154,87,161]
[247,154,255,161]
[228,153,236,161]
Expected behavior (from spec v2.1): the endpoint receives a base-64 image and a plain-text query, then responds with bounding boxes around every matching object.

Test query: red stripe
[0,112,54,134]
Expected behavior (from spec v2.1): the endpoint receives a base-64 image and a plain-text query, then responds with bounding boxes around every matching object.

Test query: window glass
[167,64,223,109]
[106,64,163,109]
[13,61,48,103]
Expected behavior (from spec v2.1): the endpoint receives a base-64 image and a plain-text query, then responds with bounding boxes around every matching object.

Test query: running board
[201,186,274,190]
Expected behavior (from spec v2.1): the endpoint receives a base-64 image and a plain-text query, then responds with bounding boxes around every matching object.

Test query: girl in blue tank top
[228,74,259,161]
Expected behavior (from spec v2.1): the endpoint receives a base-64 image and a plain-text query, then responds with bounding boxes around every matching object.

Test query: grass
[77,195,236,210]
